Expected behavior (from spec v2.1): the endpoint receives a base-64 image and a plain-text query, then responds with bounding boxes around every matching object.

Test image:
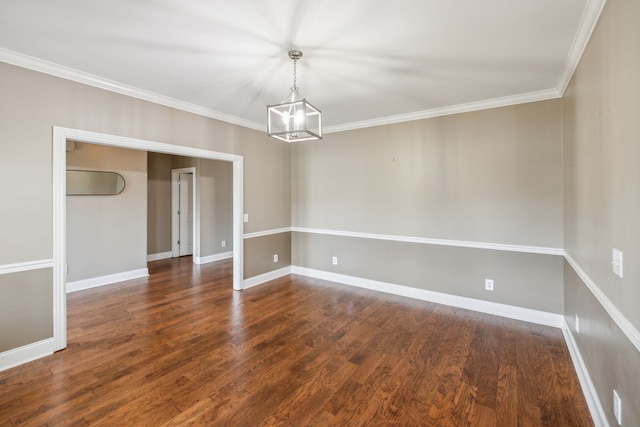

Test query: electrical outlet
[273,254,278,263]
[575,314,580,334]
[613,389,622,425]
[485,279,494,291]
[221,240,226,247]
[332,256,338,265]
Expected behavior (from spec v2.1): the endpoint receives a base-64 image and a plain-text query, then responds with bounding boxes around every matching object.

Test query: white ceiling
[0,0,604,133]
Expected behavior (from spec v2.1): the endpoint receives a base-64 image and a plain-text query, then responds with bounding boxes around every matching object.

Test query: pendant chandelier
[267,50,322,142]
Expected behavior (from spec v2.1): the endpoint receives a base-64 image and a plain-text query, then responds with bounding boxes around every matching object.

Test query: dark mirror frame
[66,170,126,196]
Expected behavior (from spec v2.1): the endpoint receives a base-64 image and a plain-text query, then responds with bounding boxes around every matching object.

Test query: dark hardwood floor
[0,257,593,426]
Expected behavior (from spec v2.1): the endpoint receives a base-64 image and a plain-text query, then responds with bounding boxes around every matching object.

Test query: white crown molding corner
[66,268,149,293]
[561,319,608,427]
[0,259,54,276]
[557,0,608,95]
[0,338,55,372]
[323,88,561,134]
[291,227,564,256]
[147,252,172,262]
[291,266,564,328]
[243,267,291,289]
[0,48,264,132]
[243,227,292,240]
[194,251,233,265]
[564,252,640,354]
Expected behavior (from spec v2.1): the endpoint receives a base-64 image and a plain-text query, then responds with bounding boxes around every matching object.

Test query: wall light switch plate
[243,213,249,223]
[613,389,622,425]
[612,248,623,278]
[485,279,494,291]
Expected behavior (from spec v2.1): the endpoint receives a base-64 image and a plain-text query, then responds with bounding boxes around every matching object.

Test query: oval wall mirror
[66,170,125,196]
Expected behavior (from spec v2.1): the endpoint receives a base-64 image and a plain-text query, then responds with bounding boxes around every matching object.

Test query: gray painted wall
[0,269,52,352]
[147,153,234,258]
[147,152,173,255]
[565,263,640,426]
[292,100,563,247]
[244,232,291,278]
[293,232,564,313]
[67,142,147,282]
[291,99,564,313]
[198,158,233,256]
[562,0,640,425]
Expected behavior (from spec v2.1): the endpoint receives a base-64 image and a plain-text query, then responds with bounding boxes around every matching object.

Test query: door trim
[53,126,244,352]
[171,168,197,259]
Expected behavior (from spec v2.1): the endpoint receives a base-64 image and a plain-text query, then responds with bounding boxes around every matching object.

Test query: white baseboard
[147,252,172,262]
[562,319,608,427]
[194,251,233,265]
[243,267,292,289]
[66,268,149,293]
[291,266,564,328]
[0,338,55,372]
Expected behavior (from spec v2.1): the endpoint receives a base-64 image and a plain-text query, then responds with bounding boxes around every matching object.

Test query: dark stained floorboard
[0,256,593,426]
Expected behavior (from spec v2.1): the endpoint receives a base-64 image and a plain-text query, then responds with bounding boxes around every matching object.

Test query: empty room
[0,0,638,425]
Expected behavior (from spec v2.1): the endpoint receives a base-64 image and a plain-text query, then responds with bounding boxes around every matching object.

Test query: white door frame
[53,126,244,352]
[171,168,197,259]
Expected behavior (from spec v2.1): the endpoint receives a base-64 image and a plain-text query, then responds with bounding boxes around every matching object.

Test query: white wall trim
[564,252,640,353]
[291,266,564,328]
[0,0,604,141]
[0,48,559,136]
[292,227,564,256]
[0,259,53,276]
[0,338,55,372]
[66,268,149,293]
[0,48,264,132]
[243,267,292,289]
[147,252,172,262]
[557,0,608,95]
[194,251,233,265]
[171,167,197,259]
[324,89,561,134]
[561,319,608,427]
[232,159,244,291]
[53,126,245,352]
[243,227,292,239]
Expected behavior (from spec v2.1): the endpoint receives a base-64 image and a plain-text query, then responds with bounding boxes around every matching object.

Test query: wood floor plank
[496,364,518,427]
[0,257,594,426]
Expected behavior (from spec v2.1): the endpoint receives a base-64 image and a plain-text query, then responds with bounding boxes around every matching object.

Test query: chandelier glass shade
[267,50,322,142]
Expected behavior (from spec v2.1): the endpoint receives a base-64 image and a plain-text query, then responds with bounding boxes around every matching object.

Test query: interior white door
[178,173,194,256]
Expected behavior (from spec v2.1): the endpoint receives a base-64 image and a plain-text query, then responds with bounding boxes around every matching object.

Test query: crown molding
[323,88,562,134]
[0,0,606,136]
[0,48,264,132]
[556,0,607,95]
